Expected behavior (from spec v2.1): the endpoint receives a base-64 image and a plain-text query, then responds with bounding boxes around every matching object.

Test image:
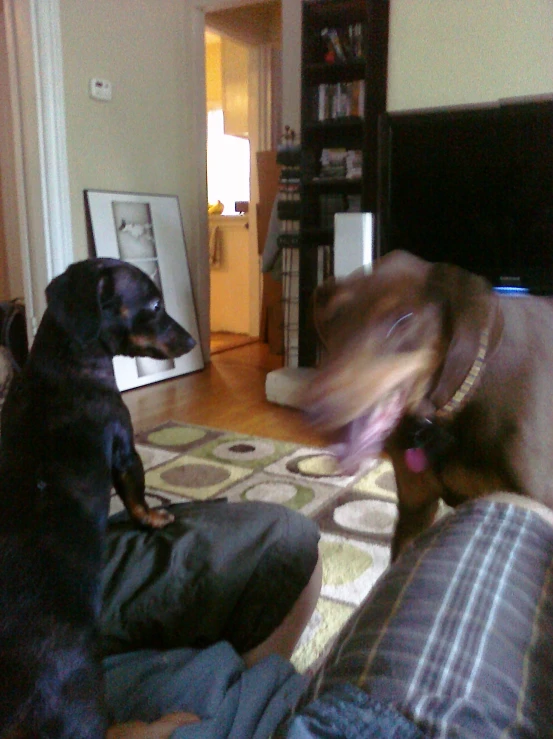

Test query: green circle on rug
[240,482,314,510]
[288,453,342,478]
[147,426,207,447]
[161,462,230,488]
[320,540,373,585]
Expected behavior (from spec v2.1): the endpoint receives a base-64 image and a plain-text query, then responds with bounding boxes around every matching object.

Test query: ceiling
[205,0,281,48]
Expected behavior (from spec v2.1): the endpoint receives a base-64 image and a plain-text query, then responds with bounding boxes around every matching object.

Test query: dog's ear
[426,261,492,333]
[313,273,366,348]
[425,261,494,405]
[312,278,351,348]
[45,260,109,344]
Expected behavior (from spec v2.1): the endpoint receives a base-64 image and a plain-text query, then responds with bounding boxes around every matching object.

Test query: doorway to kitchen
[204,1,282,356]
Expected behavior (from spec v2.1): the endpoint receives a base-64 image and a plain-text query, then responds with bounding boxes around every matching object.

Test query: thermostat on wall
[89,78,112,102]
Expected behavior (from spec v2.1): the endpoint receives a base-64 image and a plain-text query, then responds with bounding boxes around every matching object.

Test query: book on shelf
[318,191,362,228]
[319,193,348,228]
[315,80,365,122]
[347,194,362,212]
[316,148,363,180]
[279,181,301,201]
[278,201,301,221]
[319,23,364,64]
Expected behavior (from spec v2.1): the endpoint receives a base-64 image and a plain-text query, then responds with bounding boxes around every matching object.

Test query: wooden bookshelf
[298,0,389,366]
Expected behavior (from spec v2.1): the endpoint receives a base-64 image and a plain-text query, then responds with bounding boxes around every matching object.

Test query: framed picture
[85,189,204,391]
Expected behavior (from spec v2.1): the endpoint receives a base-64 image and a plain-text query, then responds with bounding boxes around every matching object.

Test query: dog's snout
[154,315,196,358]
[172,328,196,356]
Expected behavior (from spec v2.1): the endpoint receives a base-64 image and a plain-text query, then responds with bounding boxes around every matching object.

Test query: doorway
[204,1,282,356]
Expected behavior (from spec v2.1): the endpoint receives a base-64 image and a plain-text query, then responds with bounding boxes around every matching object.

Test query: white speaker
[333,212,373,278]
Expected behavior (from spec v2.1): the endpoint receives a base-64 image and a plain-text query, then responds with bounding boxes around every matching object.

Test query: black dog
[0,258,196,737]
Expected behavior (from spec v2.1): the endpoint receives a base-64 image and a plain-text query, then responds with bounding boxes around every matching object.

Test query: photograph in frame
[85,189,204,391]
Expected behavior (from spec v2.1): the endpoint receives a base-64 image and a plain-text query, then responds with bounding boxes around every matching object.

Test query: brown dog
[303,250,553,560]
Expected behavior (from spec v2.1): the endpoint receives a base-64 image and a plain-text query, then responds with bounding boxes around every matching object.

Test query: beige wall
[0,160,9,301]
[60,0,209,351]
[4,0,551,329]
[0,0,9,300]
[280,0,553,123]
[281,0,301,133]
[206,34,223,111]
[388,0,553,110]
[0,0,25,301]
[209,215,251,333]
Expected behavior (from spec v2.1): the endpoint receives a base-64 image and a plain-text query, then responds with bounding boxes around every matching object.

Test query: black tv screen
[377,98,553,295]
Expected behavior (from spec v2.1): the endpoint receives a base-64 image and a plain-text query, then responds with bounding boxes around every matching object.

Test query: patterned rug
[110,421,399,673]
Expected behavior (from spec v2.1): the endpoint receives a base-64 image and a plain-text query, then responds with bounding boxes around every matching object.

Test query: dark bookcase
[298,0,389,366]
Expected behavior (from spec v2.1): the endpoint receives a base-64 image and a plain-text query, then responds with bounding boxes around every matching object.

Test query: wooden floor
[123,341,325,447]
[210,331,259,355]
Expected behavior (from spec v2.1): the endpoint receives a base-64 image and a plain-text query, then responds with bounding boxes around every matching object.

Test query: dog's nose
[173,330,196,356]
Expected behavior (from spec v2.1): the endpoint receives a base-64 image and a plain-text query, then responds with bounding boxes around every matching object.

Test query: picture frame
[85,189,204,391]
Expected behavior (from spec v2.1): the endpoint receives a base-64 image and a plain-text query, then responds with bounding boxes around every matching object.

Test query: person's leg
[280,495,553,739]
[100,499,321,660]
[242,548,323,667]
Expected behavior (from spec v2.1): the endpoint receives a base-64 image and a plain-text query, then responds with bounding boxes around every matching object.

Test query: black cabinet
[298,0,389,366]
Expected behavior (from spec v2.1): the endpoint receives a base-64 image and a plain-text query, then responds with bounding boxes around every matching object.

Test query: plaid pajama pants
[283,495,553,738]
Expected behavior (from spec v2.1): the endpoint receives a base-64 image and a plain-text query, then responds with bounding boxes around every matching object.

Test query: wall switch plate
[89,78,112,101]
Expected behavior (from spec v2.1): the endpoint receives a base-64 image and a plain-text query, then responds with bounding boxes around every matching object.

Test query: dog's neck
[433,325,489,420]
[426,293,504,422]
[31,313,118,387]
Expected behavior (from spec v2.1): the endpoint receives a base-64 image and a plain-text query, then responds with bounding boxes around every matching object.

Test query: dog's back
[0,316,114,737]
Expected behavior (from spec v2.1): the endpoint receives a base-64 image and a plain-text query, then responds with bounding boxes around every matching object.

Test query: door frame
[2,0,73,336]
[2,0,269,344]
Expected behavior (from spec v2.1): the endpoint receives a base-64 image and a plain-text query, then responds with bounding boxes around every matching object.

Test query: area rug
[109,421,399,673]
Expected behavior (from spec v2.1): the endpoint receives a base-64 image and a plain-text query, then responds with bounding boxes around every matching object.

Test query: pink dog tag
[405,447,428,473]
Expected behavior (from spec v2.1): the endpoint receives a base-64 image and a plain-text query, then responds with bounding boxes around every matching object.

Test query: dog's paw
[128,504,175,529]
[142,508,175,529]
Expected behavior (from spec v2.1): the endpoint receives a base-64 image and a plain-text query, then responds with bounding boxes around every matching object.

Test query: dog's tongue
[330,392,404,475]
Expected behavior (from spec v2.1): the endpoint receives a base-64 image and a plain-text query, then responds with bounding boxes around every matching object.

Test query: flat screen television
[376,98,553,295]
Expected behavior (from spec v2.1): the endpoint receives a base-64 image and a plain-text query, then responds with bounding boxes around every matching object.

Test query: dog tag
[405,447,429,473]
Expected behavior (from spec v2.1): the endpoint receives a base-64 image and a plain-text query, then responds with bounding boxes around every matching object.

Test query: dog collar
[435,326,489,420]
[404,326,490,474]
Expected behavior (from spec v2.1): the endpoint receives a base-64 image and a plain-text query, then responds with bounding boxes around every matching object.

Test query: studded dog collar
[404,326,490,473]
[435,326,490,420]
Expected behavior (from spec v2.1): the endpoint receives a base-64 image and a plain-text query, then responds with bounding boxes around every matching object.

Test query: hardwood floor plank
[124,342,325,447]
[210,331,260,355]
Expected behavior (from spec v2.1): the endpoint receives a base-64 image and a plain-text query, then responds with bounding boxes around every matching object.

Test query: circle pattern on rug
[242,482,297,504]
[241,482,314,509]
[333,499,397,535]
[353,459,398,501]
[292,598,354,674]
[287,453,343,478]
[161,463,230,488]
[212,439,276,462]
[320,539,373,586]
[147,426,207,448]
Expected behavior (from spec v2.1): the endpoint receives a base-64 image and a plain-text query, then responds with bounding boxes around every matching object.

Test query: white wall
[8,0,549,346]
[60,0,209,355]
[280,0,553,120]
[281,0,301,133]
[388,0,553,110]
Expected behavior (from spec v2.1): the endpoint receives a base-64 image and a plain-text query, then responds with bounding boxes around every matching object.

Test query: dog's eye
[150,299,162,313]
[386,312,413,339]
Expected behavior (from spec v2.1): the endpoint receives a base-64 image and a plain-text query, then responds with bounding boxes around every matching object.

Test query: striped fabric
[297,499,553,738]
